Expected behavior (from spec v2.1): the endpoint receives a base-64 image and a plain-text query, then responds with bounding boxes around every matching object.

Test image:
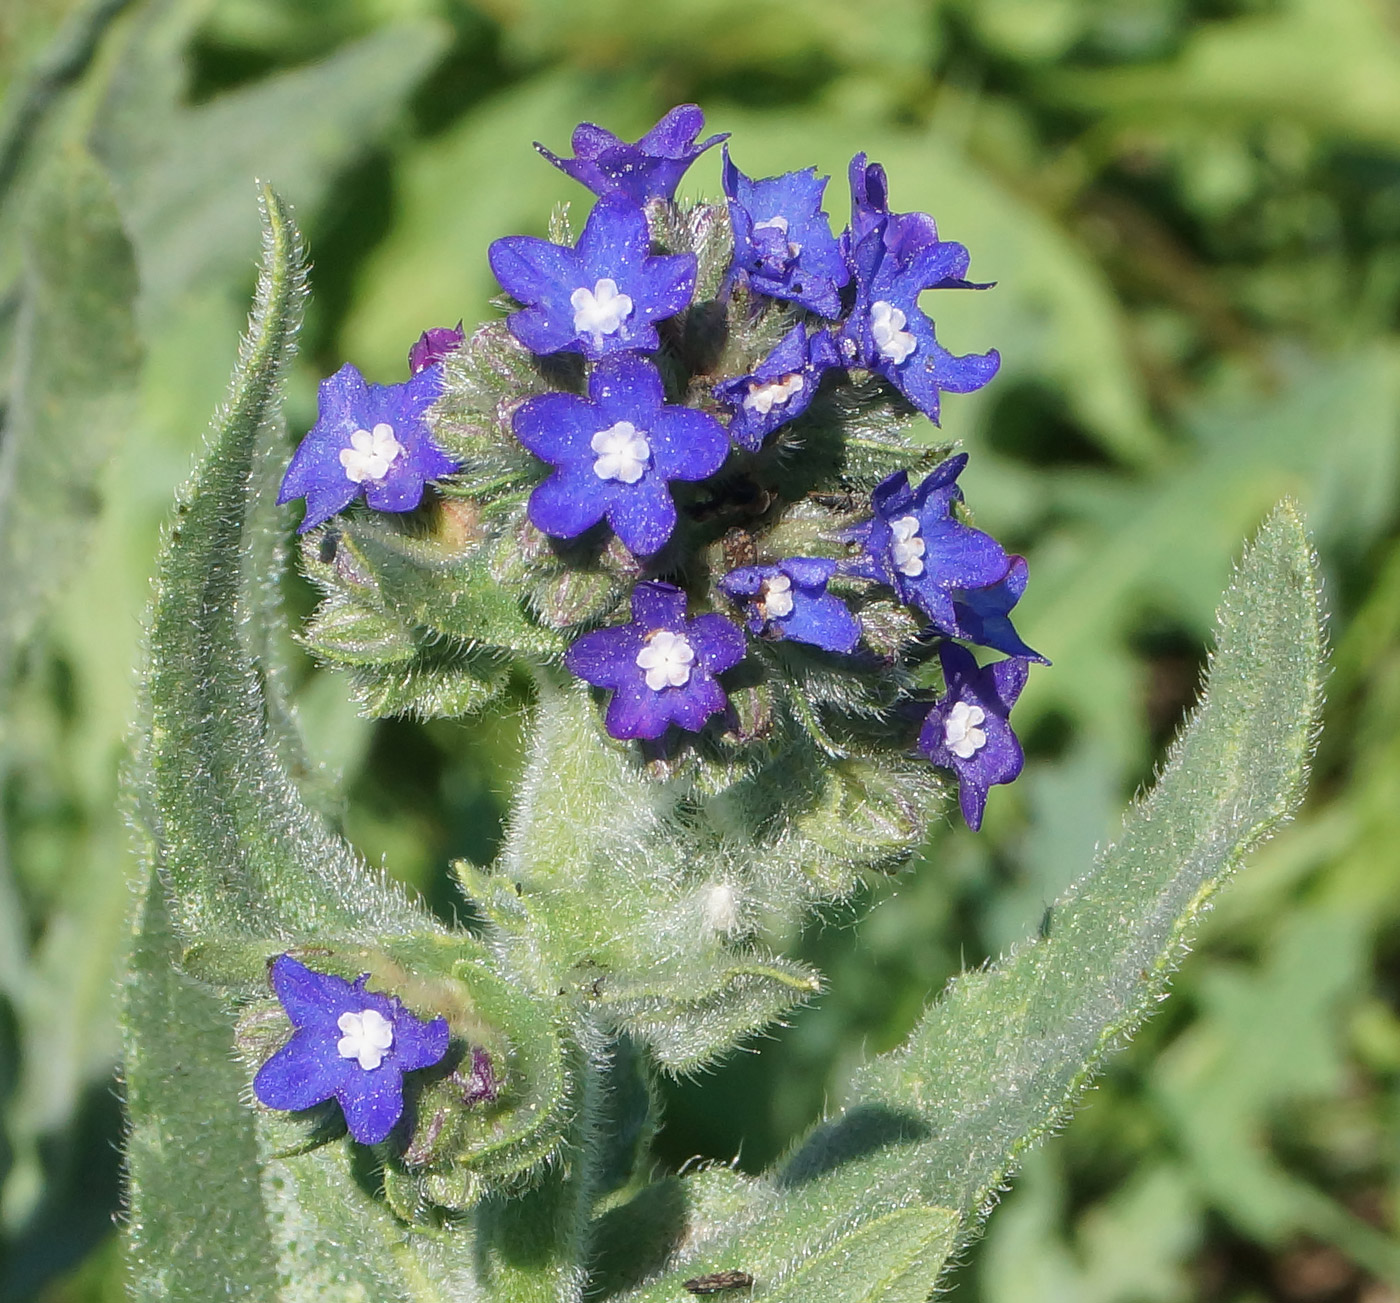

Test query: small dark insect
[683,1271,754,1294]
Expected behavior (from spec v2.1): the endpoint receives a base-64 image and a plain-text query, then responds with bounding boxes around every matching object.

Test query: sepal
[647,199,736,306]
[594,952,822,1074]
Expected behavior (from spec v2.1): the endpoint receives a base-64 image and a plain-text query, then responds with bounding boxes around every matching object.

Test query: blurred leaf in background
[4,0,1400,1300]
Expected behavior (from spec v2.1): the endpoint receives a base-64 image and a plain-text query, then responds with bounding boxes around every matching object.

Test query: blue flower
[951,556,1049,664]
[847,153,942,265]
[722,148,850,317]
[565,581,746,740]
[278,363,459,534]
[408,322,464,374]
[253,954,450,1145]
[489,197,696,359]
[535,105,728,204]
[513,353,728,557]
[845,225,1000,424]
[719,558,860,654]
[846,456,1010,633]
[918,642,1028,831]
[712,322,842,451]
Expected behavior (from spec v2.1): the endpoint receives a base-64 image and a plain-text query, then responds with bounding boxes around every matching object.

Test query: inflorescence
[278,104,1045,830]
[263,102,1051,1147]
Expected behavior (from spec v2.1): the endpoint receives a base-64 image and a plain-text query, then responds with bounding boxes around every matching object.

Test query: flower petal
[391,1011,450,1074]
[337,1071,405,1146]
[253,1029,350,1112]
[528,468,610,540]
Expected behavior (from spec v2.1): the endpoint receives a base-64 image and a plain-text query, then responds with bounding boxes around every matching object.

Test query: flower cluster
[278,106,1045,832]
[264,105,1057,1145]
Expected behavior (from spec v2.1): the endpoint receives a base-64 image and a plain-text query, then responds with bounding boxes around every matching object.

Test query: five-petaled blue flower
[278,362,460,534]
[513,353,729,557]
[253,954,450,1145]
[951,555,1049,664]
[846,224,1000,425]
[489,197,696,359]
[846,456,1010,633]
[535,104,728,204]
[719,558,861,654]
[723,148,850,318]
[712,322,842,452]
[918,642,1028,831]
[565,581,746,740]
[409,322,464,375]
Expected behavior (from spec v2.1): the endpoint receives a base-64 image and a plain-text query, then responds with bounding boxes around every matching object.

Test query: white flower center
[742,372,805,416]
[336,1007,395,1071]
[761,573,794,619]
[890,515,926,577]
[943,701,988,760]
[590,420,651,484]
[635,629,696,691]
[571,277,633,346]
[339,423,404,484]
[871,300,917,365]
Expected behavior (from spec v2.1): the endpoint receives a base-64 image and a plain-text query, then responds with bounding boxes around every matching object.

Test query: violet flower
[535,105,728,204]
[513,353,728,557]
[253,954,450,1145]
[951,556,1049,664]
[918,642,1028,831]
[408,322,464,374]
[723,147,850,318]
[712,322,842,451]
[719,558,860,654]
[565,581,745,740]
[489,197,696,359]
[278,362,459,534]
[846,224,1000,425]
[846,455,1010,633]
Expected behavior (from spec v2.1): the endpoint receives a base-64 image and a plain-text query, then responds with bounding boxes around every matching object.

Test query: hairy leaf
[620,501,1324,1299]
[132,185,429,943]
[122,874,282,1301]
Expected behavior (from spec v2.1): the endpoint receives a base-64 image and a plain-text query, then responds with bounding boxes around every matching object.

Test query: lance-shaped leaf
[124,189,531,1299]
[131,186,432,944]
[123,873,282,1301]
[615,501,1324,1300]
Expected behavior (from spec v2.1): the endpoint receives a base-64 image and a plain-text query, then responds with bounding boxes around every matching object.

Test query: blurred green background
[3,0,1400,1299]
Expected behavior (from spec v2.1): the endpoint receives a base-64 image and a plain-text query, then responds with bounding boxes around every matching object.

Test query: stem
[472,1037,605,1303]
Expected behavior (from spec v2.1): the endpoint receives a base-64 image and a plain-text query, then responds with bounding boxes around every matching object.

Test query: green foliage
[6,2,1400,1301]
[0,145,140,686]
[109,178,1322,1298]
[611,503,1322,1299]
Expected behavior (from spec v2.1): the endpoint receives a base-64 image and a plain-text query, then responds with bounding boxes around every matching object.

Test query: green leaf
[760,1207,961,1303]
[0,144,140,685]
[1045,0,1400,153]
[122,873,282,1301]
[624,501,1324,1299]
[336,521,567,659]
[131,184,431,945]
[91,10,451,314]
[597,953,823,1074]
